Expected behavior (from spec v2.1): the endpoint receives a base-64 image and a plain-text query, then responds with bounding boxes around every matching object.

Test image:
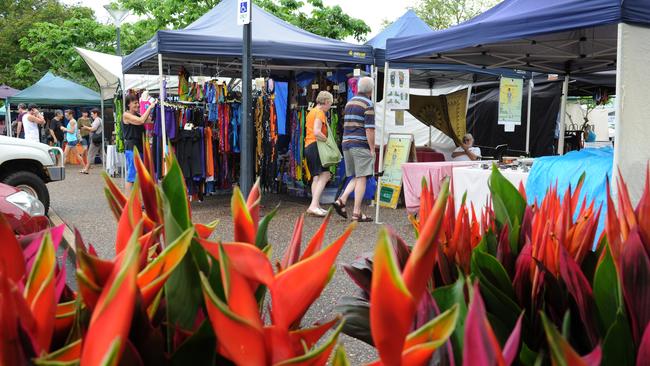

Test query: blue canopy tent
[366,10,432,66]
[385,0,650,203]
[122,0,373,75]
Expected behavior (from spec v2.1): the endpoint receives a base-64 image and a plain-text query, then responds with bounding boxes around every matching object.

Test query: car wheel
[2,171,50,214]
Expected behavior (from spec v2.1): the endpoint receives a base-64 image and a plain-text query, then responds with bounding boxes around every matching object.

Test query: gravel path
[48,165,418,364]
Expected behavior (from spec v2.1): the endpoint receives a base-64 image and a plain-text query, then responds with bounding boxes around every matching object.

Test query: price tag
[326,71,333,77]
[311,84,319,90]
[333,85,339,91]
[353,68,361,77]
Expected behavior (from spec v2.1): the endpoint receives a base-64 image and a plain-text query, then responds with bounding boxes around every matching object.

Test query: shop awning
[386,0,650,74]
[123,0,374,74]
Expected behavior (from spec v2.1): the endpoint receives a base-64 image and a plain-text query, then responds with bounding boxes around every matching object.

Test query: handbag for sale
[316,121,342,168]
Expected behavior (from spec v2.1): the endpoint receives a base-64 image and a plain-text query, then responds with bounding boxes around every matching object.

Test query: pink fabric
[402,162,474,213]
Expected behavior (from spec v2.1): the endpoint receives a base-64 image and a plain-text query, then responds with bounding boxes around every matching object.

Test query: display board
[378,133,415,208]
[386,69,410,110]
[498,77,524,127]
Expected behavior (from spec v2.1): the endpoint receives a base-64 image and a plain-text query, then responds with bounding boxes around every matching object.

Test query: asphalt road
[48,165,418,364]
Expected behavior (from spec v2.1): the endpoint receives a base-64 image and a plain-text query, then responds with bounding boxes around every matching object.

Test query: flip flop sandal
[351,213,373,222]
[332,199,348,219]
[306,208,327,217]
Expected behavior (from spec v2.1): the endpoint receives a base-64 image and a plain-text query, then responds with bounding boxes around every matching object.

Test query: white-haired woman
[304,90,334,217]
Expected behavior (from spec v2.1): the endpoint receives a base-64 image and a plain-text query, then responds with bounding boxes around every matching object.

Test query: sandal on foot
[332,199,348,219]
[306,208,327,217]
[351,213,372,222]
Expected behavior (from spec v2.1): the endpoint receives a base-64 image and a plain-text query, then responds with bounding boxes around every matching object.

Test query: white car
[0,136,65,213]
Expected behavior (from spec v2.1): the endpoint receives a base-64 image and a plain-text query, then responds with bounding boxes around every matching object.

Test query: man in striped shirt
[332,76,375,222]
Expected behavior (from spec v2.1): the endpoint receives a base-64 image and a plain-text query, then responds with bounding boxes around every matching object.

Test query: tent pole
[101,98,105,171]
[525,78,533,155]
[375,61,389,224]
[5,99,11,137]
[158,54,168,177]
[557,76,569,155]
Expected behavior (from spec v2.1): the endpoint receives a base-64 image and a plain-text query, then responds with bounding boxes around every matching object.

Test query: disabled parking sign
[237,0,251,25]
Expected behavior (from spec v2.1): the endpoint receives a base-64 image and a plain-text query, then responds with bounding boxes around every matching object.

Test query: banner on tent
[408,89,468,145]
[379,133,415,209]
[386,69,410,110]
[498,77,523,125]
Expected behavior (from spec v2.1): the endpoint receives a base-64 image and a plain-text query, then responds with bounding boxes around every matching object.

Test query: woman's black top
[123,113,144,152]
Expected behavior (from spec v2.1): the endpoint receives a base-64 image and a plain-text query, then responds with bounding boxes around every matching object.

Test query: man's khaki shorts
[343,148,375,177]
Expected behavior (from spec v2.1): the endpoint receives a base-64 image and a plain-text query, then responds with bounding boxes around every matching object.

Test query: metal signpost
[239,0,254,196]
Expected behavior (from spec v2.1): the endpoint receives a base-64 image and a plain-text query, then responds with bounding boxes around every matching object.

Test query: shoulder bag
[316,121,342,168]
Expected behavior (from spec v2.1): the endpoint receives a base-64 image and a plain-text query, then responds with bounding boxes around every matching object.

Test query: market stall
[386,0,650,203]
[121,0,373,199]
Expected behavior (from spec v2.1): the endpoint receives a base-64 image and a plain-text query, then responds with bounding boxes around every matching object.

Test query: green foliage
[412,0,499,30]
[118,0,371,42]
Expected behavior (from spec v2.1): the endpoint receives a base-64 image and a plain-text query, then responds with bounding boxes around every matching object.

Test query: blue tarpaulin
[386,0,650,74]
[123,0,373,74]
[526,147,613,246]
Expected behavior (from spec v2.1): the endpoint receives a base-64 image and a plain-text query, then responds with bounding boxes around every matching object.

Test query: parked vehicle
[0,182,48,235]
[0,135,65,214]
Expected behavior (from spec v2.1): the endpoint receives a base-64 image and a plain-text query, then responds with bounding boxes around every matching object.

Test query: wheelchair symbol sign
[237,0,251,25]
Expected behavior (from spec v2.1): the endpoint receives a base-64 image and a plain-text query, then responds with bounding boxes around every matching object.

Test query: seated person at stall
[452,133,481,161]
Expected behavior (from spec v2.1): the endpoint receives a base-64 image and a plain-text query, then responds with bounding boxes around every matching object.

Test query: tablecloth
[453,166,529,213]
[402,162,475,213]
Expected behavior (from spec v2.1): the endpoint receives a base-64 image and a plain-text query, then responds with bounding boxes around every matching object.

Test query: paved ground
[49,165,418,364]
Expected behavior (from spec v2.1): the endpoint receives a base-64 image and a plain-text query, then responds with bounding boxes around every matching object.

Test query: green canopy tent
[8,72,102,106]
[5,72,109,137]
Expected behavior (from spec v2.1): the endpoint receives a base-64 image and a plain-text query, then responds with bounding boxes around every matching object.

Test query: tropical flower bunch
[0,145,355,365]
[340,166,650,365]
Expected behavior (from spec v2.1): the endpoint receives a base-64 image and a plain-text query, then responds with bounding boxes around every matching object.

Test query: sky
[61,0,420,42]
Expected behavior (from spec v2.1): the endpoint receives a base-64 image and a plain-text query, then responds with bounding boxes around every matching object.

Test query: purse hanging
[316,120,342,168]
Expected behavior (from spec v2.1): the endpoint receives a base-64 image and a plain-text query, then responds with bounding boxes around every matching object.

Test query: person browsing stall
[60,109,85,168]
[452,133,481,161]
[332,76,376,223]
[49,110,65,147]
[304,91,335,217]
[123,94,157,193]
[22,104,46,143]
[80,108,103,174]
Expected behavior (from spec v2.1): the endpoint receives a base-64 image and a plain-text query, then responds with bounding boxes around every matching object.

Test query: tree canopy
[413,0,499,30]
[0,0,370,91]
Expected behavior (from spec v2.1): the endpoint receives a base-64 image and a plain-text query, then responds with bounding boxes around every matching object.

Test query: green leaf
[337,296,372,346]
[593,245,621,334]
[476,229,498,256]
[508,218,521,255]
[489,165,526,230]
[519,342,541,366]
[600,310,635,366]
[162,154,191,230]
[471,250,521,334]
[163,196,203,344]
[254,206,279,249]
[432,276,468,366]
[171,320,217,366]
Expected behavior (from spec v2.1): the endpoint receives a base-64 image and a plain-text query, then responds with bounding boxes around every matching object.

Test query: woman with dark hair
[123,94,156,192]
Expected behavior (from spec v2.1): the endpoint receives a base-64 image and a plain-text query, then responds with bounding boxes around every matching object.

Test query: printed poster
[498,77,523,125]
[386,69,410,110]
[379,134,413,209]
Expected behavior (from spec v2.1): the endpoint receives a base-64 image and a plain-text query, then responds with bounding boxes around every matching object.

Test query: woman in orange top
[304,91,334,217]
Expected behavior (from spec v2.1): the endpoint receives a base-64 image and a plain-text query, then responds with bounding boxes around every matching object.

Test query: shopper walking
[123,94,156,193]
[332,76,376,222]
[81,108,103,174]
[61,110,84,169]
[22,104,46,143]
[304,91,335,217]
[49,110,65,147]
